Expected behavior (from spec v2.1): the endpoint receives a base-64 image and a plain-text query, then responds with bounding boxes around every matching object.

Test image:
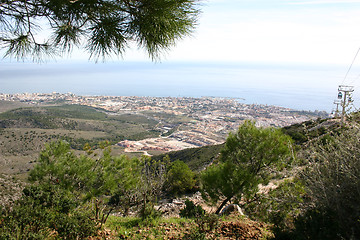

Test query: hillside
[0,104,159,148]
[1,101,359,239]
[0,101,340,179]
[0,100,343,184]
[0,103,161,179]
[153,116,345,172]
[153,143,224,172]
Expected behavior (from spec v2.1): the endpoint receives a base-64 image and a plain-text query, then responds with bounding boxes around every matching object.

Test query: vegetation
[288,123,360,239]
[244,178,306,235]
[0,0,200,61]
[1,140,168,238]
[179,199,205,218]
[153,143,223,171]
[0,104,159,153]
[165,160,196,195]
[281,117,340,145]
[0,184,97,239]
[2,107,360,239]
[201,120,294,214]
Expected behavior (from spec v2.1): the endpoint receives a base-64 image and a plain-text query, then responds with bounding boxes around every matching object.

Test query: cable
[351,102,359,112]
[342,47,360,84]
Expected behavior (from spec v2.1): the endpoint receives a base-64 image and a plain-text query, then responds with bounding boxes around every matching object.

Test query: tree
[0,0,200,61]
[165,160,196,195]
[201,120,293,214]
[29,140,140,223]
[136,155,168,218]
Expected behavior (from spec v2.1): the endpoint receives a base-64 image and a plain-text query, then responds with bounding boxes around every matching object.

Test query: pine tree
[0,0,200,61]
[201,120,293,214]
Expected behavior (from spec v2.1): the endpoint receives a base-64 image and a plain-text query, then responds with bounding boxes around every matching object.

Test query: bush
[180,199,205,218]
[195,213,219,232]
[183,213,219,240]
[0,185,98,239]
[288,208,341,240]
[139,202,162,222]
[291,123,360,239]
[244,179,306,232]
[165,160,196,195]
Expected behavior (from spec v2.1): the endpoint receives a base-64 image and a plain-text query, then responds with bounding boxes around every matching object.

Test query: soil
[106,213,273,240]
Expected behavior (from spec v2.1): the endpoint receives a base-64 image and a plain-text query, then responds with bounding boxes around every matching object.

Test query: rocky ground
[0,174,25,207]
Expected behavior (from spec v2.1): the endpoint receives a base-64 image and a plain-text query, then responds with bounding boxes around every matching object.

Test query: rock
[219,204,244,216]
[172,199,183,205]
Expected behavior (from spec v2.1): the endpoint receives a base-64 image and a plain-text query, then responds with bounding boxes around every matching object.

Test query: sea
[1,61,360,112]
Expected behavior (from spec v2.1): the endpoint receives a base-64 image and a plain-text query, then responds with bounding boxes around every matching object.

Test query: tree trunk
[215,196,232,215]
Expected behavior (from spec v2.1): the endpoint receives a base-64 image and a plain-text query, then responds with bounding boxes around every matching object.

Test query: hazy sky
[2,0,360,65]
[158,0,360,65]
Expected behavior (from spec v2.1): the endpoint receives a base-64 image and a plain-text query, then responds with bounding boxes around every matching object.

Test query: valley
[0,93,327,179]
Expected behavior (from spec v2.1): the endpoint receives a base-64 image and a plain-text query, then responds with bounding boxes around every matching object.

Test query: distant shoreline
[1,61,349,112]
[0,92,329,115]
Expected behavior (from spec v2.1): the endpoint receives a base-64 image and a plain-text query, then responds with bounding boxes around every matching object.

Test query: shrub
[0,185,98,239]
[196,213,219,232]
[291,122,360,239]
[165,160,196,195]
[183,213,219,240]
[180,199,205,218]
[244,178,306,232]
[289,208,341,240]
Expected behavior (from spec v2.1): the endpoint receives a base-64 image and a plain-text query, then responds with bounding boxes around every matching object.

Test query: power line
[342,47,360,84]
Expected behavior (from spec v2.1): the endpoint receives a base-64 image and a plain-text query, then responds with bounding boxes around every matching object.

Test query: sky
[2,0,360,111]
[11,0,359,65]
[120,0,360,65]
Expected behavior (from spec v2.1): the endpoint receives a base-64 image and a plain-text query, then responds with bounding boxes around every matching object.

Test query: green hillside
[0,103,161,178]
[153,116,344,172]
[0,104,160,146]
[153,143,224,172]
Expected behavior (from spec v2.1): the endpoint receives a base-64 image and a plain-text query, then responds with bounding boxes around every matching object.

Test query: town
[0,92,328,155]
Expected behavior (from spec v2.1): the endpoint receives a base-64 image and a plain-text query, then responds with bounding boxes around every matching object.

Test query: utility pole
[333,100,341,118]
[336,85,354,125]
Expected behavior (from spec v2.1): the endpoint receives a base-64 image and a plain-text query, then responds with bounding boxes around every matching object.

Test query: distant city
[0,92,328,154]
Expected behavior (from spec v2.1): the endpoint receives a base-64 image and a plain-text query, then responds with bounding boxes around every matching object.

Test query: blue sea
[1,61,359,112]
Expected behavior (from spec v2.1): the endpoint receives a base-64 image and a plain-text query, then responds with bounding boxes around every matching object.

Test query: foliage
[153,143,223,172]
[106,215,191,239]
[1,138,176,238]
[109,154,169,219]
[183,213,219,240]
[244,178,306,233]
[0,104,159,151]
[195,213,219,232]
[180,199,205,218]
[28,139,172,223]
[137,155,168,219]
[0,0,200,61]
[165,160,196,195]
[201,120,293,214]
[290,123,360,239]
[0,184,97,239]
[281,118,340,145]
[29,140,141,221]
[288,208,341,240]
